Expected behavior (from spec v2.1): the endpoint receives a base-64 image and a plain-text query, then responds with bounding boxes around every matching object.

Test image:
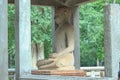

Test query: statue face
[55,7,71,25]
[55,8,64,25]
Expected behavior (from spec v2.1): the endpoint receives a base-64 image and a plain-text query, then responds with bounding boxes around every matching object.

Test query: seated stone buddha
[37,7,75,70]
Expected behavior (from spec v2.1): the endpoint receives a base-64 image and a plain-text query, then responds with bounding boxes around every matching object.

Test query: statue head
[55,7,72,25]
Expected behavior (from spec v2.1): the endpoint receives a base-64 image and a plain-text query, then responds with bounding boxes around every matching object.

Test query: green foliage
[8,4,15,68]
[80,0,104,66]
[107,0,120,3]
[31,6,52,58]
[31,6,52,45]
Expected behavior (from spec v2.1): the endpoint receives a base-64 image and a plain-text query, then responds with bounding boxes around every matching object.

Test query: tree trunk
[31,43,44,69]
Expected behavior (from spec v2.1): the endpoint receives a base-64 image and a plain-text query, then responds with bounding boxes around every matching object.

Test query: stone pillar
[0,0,8,80]
[15,0,31,80]
[52,7,56,52]
[104,4,120,78]
[73,7,80,69]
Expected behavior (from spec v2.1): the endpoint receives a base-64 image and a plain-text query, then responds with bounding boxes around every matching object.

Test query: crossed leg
[37,52,74,70]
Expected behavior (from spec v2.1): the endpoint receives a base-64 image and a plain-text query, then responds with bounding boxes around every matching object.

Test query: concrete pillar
[104,4,120,78]
[73,7,80,69]
[52,7,56,52]
[15,0,31,80]
[0,0,8,80]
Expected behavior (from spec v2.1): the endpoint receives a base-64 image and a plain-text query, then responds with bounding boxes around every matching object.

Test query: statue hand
[49,53,58,58]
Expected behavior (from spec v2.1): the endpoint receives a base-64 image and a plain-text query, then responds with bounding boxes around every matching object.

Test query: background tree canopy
[80,0,104,66]
[8,0,120,68]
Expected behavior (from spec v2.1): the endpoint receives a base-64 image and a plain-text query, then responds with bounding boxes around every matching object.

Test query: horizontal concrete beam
[20,75,116,80]
[8,0,94,6]
[8,67,104,73]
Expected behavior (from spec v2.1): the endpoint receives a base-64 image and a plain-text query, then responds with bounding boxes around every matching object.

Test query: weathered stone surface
[104,4,120,78]
[21,75,116,80]
[0,0,8,80]
[15,0,31,80]
[73,7,80,69]
[31,70,86,76]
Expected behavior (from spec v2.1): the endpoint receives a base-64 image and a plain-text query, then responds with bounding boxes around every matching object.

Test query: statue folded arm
[53,25,74,58]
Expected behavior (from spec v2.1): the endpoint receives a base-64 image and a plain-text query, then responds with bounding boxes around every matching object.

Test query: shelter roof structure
[8,0,94,7]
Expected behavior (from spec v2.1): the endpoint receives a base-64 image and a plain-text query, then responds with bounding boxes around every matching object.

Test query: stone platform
[31,70,86,76]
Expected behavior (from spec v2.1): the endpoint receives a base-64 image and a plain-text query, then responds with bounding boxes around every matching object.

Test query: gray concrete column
[0,0,8,80]
[15,0,31,80]
[73,7,80,69]
[104,4,120,78]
